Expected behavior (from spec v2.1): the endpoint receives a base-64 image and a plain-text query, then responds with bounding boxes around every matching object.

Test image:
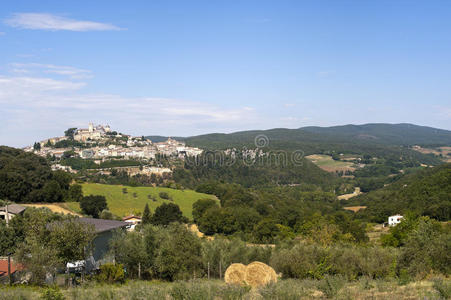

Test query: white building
[388,215,403,226]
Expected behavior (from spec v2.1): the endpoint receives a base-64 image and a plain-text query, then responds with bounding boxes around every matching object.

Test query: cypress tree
[142,203,151,224]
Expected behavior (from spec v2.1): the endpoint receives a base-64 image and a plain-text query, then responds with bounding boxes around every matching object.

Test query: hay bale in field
[224,261,277,288]
[244,261,277,287]
[224,263,246,285]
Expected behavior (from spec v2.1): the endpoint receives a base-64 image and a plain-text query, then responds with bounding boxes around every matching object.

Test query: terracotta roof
[0,259,22,277]
[0,204,26,215]
[122,215,142,221]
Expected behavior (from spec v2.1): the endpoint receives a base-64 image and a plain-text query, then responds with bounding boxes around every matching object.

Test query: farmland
[305,154,357,173]
[64,183,217,219]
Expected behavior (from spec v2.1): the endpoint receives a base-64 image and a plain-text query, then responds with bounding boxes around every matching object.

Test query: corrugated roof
[78,217,128,233]
[0,204,26,215]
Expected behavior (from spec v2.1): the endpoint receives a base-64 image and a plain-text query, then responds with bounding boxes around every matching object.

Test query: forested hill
[351,163,451,222]
[184,123,451,149]
[301,123,451,146]
[175,123,451,166]
[0,146,74,203]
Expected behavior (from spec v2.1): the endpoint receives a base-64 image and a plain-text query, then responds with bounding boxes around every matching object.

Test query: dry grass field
[306,154,357,173]
[413,146,451,162]
[21,203,82,216]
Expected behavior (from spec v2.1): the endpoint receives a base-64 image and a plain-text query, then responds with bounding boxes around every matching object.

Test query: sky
[1,1,451,147]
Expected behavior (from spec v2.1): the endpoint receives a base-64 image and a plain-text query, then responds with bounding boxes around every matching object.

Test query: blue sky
[1,1,451,146]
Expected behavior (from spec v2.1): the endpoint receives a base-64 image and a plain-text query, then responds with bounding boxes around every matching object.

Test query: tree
[33,142,41,151]
[153,223,202,280]
[151,203,185,226]
[80,195,108,218]
[47,218,95,264]
[68,184,83,202]
[42,180,64,203]
[142,203,152,225]
[110,230,149,278]
[192,198,219,223]
[64,127,77,140]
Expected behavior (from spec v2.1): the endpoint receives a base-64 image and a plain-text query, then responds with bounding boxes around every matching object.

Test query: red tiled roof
[0,259,22,277]
[122,215,142,221]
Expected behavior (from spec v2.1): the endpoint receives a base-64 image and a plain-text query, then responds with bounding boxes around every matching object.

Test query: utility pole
[7,253,12,286]
[207,262,210,280]
[5,200,9,227]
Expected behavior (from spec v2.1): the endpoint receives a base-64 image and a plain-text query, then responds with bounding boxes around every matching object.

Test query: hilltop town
[24,123,203,175]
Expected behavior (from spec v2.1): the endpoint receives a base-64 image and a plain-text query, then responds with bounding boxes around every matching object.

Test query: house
[388,215,403,226]
[66,218,128,273]
[122,215,142,230]
[0,204,26,222]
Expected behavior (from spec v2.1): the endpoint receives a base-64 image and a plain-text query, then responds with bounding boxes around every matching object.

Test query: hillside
[0,146,73,203]
[182,124,445,166]
[301,123,451,146]
[350,163,451,222]
[65,183,217,219]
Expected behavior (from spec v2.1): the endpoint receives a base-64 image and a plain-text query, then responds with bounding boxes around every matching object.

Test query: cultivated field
[413,146,451,162]
[64,183,217,219]
[306,154,357,173]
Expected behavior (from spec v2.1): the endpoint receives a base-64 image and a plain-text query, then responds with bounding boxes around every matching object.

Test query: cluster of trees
[351,163,451,222]
[140,203,188,226]
[173,153,339,190]
[190,182,368,244]
[110,214,449,283]
[0,146,82,203]
[0,208,95,284]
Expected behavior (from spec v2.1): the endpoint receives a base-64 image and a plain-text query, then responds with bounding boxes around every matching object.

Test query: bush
[40,287,65,300]
[97,263,125,284]
[317,275,345,298]
[159,192,170,200]
[433,277,451,299]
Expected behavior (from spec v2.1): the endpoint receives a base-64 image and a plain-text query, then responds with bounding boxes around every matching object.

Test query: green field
[65,183,217,219]
[305,154,356,172]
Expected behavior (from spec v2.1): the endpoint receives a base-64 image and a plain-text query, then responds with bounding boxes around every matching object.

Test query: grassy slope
[66,183,217,219]
[305,154,355,172]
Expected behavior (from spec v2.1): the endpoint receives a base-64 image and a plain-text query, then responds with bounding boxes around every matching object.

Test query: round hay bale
[244,261,277,287]
[224,263,246,285]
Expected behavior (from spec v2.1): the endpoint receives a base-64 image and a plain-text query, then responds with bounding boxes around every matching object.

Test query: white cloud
[10,63,93,79]
[5,13,122,31]
[0,72,258,146]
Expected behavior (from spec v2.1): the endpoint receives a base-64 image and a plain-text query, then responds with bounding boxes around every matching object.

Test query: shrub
[433,277,451,299]
[40,287,65,300]
[317,275,345,298]
[159,192,170,200]
[97,263,125,284]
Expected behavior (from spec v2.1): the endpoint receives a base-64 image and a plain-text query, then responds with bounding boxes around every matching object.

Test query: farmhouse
[0,204,26,222]
[388,215,403,226]
[122,215,142,230]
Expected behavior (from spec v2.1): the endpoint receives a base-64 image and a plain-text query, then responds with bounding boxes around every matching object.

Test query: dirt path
[337,187,361,200]
[22,203,82,216]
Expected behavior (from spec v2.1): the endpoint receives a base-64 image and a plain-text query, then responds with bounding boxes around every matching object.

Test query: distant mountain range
[148,123,451,147]
[147,123,451,166]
